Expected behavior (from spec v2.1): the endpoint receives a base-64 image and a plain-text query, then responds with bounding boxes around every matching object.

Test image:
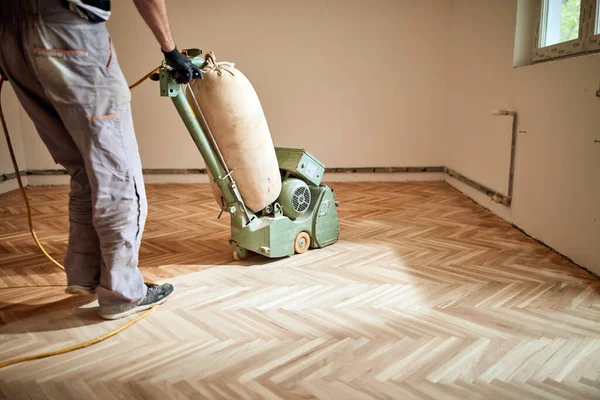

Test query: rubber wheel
[233,249,248,261]
[294,232,311,254]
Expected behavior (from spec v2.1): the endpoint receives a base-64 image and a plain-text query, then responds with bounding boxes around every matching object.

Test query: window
[597,2,600,32]
[533,0,600,60]
[589,0,600,49]
[539,0,581,47]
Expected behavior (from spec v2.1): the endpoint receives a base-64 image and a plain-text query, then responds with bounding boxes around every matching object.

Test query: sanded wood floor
[0,181,599,400]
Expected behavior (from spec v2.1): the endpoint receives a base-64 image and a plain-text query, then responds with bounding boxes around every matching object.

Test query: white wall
[0,84,27,194]
[103,0,451,170]
[3,0,598,274]
[12,0,453,182]
[445,0,600,274]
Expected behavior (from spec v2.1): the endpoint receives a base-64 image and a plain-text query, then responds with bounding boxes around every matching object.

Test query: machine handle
[153,59,205,83]
[150,68,201,83]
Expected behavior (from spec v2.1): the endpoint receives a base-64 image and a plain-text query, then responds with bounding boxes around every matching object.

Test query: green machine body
[159,49,340,260]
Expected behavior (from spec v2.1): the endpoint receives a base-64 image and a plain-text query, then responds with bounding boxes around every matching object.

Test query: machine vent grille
[292,186,311,213]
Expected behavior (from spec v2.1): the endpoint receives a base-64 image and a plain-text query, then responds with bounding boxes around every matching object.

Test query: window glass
[540,0,581,47]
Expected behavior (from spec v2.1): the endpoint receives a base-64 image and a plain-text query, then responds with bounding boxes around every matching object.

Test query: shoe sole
[99,290,173,320]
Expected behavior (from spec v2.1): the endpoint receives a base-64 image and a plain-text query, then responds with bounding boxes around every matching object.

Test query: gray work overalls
[0,0,148,315]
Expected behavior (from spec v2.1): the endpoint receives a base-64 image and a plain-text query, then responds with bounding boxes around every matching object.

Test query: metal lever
[220,170,234,181]
[185,84,253,224]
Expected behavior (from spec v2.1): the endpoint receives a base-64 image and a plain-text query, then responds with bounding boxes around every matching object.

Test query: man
[0,0,201,320]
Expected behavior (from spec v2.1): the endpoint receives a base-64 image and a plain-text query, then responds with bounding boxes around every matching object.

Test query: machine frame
[158,50,340,260]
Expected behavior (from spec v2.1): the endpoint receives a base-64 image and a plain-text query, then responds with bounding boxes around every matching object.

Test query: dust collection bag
[186,52,282,213]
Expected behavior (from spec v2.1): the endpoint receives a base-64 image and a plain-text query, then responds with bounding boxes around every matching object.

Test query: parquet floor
[0,181,599,400]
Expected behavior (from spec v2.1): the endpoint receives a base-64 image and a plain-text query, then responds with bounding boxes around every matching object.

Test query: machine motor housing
[277,178,312,219]
[229,148,340,258]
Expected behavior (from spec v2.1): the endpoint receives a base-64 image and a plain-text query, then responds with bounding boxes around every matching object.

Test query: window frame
[587,0,600,50]
[533,0,600,61]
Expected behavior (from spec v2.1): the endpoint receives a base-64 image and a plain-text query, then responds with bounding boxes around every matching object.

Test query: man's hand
[0,66,7,81]
[162,48,203,84]
[131,0,202,84]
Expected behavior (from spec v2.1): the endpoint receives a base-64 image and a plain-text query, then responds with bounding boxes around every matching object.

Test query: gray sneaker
[99,283,174,320]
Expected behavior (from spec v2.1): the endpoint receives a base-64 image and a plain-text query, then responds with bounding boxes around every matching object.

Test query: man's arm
[132,0,201,83]
[132,0,175,52]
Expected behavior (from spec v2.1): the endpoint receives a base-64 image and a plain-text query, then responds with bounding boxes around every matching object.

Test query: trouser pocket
[30,21,130,106]
[87,106,129,175]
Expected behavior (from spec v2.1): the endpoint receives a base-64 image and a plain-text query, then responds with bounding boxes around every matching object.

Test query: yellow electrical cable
[128,66,161,90]
[0,67,162,369]
[0,77,64,271]
[0,304,159,369]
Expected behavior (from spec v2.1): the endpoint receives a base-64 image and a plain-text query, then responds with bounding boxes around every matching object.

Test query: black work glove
[0,66,7,81]
[162,47,202,84]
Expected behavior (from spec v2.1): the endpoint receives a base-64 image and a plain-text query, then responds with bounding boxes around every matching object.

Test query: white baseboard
[25,174,212,186]
[445,174,598,277]
[25,175,70,186]
[0,178,26,194]
[20,172,444,187]
[324,172,444,182]
[142,174,210,184]
[444,175,512,222]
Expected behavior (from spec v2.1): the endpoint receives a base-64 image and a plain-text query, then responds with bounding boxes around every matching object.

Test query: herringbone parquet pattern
[0,182,599,400]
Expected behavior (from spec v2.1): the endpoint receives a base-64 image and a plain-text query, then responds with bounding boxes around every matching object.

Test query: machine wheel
[294,232,311,254]
[233,247,248,261]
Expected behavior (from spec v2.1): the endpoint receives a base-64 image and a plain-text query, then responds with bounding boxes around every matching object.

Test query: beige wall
[105,0,451,169]
[5,0,454,186]
[2,0,598,273]
[444,0,600,273]
[0,84,27,194]
[9,0,453,185]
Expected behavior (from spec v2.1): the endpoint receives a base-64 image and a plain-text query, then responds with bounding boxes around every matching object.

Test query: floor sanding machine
[154,49,340,260]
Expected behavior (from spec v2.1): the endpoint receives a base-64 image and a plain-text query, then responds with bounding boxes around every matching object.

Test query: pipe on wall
[493,109,518,205]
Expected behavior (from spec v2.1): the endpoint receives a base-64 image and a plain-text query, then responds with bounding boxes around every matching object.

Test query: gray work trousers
[0,2,147,315]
